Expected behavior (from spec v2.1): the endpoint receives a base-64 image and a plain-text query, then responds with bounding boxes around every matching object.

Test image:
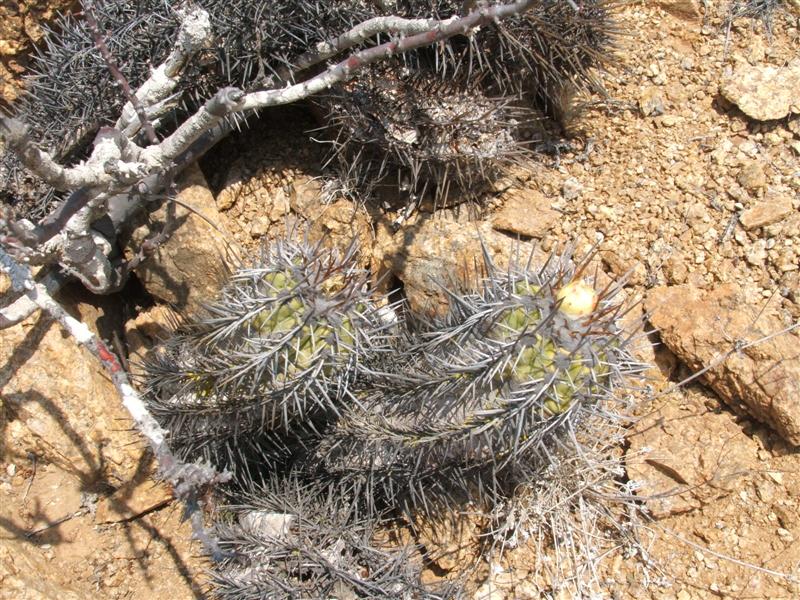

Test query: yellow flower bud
[556,279,598,319]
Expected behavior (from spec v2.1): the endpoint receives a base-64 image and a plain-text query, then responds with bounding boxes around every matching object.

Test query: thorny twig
[82,0,159,145]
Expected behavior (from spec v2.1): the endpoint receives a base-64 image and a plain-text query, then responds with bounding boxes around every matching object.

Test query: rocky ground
[1,1,800,599]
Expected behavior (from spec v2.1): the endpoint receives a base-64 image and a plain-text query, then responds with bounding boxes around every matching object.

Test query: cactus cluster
[141,233,644,597]
[1,1,619,218]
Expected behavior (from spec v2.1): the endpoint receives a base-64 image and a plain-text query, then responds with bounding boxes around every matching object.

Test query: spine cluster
[142,238,394,472]
[316,249,634,515]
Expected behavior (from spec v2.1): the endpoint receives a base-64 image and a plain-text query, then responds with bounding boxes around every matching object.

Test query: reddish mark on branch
[346,56,361,69]
[97,341,121,373]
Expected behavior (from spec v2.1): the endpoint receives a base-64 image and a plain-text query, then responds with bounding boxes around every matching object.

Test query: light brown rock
[736,160,767,193]
[627,391,760,518]
[720,59,800,121]
[638,87,665,117]
[0,313,142,484]
[491,190,560,239]
[654,0,703,19]
[124,305,176,379]
[303,197,374,270]
[739,199,796,230]
[646,284,800,445]
[127,164,241,316]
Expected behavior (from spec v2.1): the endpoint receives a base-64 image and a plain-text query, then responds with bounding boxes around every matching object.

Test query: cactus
[141,236,395,472]
[316,247,640,517]
[317,63,532,207]
[211,475,459,599]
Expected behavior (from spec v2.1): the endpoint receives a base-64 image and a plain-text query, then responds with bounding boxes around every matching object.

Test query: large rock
[627,390,760,518]
[0,309,143,485]
[646,284,800,445]
[127,164,240,316]
[720,59,800,121]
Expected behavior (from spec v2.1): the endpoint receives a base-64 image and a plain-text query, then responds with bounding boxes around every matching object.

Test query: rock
[720,59,800,121]
[123,305,175,379]
[561,177,583,200]
[473,578,506,600]
[638,87,665,117]
[654,0,703,19]
[663,253,689,284]
[645,284,800,445]
[303,197,374,270]
[239,511,295,538]
[627,391,760,518]
[0,312,142,485]
[655,114,681,128]
[745,239,767,266]
[127,164,241,316]
[739,199,795,230]
[736,160,767,194]
[600,248,648,286]
[249,215,271,238]
[379,218,544,316]
[491,190,560,238]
